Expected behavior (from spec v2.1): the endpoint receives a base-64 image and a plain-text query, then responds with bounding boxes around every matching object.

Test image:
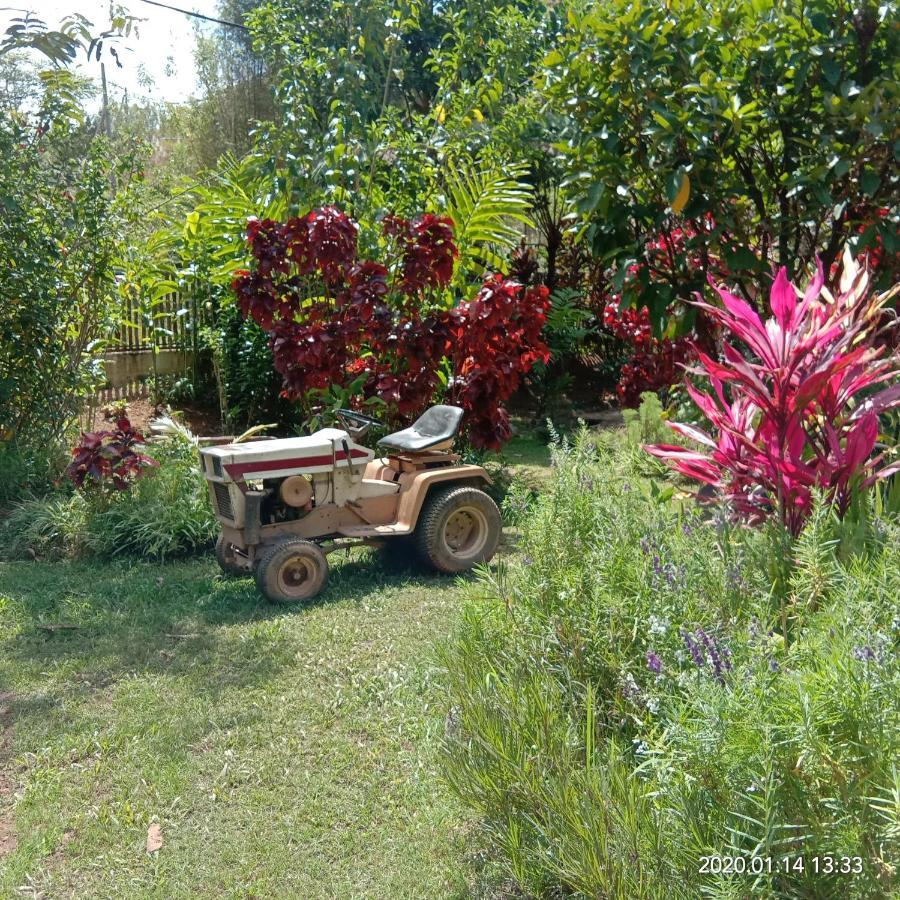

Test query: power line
[134,0,248,31]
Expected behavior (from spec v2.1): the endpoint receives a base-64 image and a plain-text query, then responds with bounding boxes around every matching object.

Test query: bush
[232,206,551,448]
[0,441,68,512]
[1,433,216,560]
[546,0,899,333]
[647,253,900,537]
[440,430,899,898]
[0,75,147,476]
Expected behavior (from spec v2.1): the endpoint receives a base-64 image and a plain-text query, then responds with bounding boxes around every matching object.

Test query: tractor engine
[200,427,377,532]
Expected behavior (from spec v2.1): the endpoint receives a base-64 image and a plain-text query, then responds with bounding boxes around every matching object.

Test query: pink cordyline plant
[645,248,900,536]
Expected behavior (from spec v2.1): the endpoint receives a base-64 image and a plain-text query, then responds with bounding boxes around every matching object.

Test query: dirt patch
[0,809,15,857]
[0,690,14,757]
[45,828,75,867]
[88,397,225,438]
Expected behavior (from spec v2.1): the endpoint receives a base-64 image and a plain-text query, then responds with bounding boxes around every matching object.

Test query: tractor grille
[213,482,234,520]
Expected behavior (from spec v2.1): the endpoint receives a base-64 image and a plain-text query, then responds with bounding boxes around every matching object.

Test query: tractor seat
[378,405,464,453]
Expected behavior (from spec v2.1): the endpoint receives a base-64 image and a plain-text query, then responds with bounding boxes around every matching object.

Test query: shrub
[232,206,551,448]
[622,391,669,447]
[65,417,158,491]
[440,430,899,898]
[0,73,147,473]
[0,441,68,512]
[546,0,899,335]
[603,299,697,407]
[646,252,900,536]
[1,433,216,560]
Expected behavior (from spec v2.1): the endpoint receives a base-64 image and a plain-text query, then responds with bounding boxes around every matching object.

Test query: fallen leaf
[146,823,163,853]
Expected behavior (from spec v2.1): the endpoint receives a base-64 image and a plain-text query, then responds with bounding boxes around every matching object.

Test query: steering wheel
[336,409,381,440]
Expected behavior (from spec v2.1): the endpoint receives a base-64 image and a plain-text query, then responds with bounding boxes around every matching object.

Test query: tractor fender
[394,464,492,533]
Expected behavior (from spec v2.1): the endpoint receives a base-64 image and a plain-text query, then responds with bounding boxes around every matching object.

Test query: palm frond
[441,158,533,289]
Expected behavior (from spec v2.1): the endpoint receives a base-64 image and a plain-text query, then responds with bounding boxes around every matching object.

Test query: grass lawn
[0,551,506,898]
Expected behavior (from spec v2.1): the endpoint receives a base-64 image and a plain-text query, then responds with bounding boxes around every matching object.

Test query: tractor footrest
[337,524,409,537]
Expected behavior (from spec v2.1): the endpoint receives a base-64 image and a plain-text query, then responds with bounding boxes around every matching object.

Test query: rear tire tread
[414,485,501,574]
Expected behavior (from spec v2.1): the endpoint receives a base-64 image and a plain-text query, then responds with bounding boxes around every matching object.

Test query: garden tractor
[200,405,501,602]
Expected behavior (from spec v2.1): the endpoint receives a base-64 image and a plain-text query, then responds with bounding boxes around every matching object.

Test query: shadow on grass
[0,549,466,731]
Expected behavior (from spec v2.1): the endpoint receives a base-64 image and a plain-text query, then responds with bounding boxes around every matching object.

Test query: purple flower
[523,554,534,567]
[621,673,641,701]
[853,645,876,663]
[646,651,662,674]
[682,629,705,669]
[726,564,748,592]
[749,616,761,643]
[652,558,686,591]
[720,642,733,671]
[683,626,732,684]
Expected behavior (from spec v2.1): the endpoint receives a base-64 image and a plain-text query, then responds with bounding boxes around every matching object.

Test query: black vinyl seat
[378,405,464,452]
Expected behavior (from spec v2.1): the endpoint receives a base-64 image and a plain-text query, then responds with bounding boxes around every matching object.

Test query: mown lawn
[0,551,502,898]
[0,434,550,897]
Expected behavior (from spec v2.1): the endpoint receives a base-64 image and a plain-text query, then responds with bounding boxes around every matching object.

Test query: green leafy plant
[544,0,899,332]
[1,433,216,560]
[526,286,594,419]
[439,157,533,289]
[622,390,669,447]
[0,44,148,498]
[440,429,899,898]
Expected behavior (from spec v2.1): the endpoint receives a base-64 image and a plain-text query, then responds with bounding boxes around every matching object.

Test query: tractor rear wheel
[414,486,501,574]
[255,539,329,603]
[215,534,245,576]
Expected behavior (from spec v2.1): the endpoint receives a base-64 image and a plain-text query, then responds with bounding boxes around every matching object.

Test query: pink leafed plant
[645,248,900,536]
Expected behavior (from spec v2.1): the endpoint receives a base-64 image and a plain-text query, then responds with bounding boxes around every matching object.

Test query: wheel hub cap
[444,507,488,558]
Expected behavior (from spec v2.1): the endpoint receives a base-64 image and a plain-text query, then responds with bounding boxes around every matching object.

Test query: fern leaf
[442,158,533,290]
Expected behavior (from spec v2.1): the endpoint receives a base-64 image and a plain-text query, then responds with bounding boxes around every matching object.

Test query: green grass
[0,552,506,897]
[499,431,552,486]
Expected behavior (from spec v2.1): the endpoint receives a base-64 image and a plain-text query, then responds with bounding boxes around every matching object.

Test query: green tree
[188,0,276,169]
[0,12,148,493]
[543,0,899,324]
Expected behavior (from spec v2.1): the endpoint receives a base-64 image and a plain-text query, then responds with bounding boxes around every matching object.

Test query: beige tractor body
[200,406,501,602]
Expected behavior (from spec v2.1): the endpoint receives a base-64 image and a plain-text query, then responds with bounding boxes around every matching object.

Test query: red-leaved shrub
[645,250,900,535]
[593,223,725,405]
[602,301,699,406]
[232,207,550,448]
[65,418,158,491]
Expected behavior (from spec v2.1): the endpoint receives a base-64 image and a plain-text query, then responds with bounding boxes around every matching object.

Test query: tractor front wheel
[415,486,501,574]
[255,539,329,603]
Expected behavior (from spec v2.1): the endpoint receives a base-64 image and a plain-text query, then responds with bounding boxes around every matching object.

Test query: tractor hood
[200,428,374,483]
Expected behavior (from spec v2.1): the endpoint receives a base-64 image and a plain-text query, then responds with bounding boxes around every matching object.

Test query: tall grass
[440,429,899,898]
[1,433,216,560]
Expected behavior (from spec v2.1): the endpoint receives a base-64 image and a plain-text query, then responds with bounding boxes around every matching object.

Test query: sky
[2,0,221,104]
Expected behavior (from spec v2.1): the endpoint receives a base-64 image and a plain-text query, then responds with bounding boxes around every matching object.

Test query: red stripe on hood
[224,449,368,481]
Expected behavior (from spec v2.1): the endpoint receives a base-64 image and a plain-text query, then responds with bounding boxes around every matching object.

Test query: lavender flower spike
[682,629,705,669]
